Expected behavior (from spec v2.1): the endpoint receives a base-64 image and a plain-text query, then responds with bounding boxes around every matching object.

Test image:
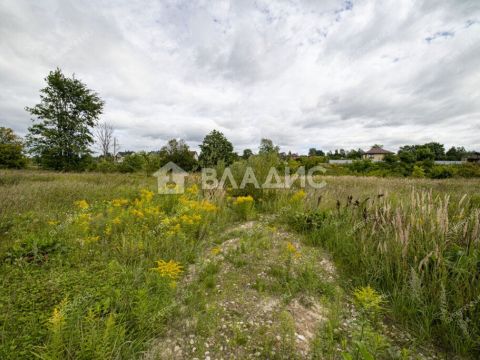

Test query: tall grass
[0,170,226,358]
[281,177,480,355]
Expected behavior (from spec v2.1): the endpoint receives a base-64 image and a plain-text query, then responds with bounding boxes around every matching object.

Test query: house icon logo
[153,162,188,194]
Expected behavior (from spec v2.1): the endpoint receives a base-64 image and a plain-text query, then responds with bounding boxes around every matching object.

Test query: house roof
[365,146,393,155]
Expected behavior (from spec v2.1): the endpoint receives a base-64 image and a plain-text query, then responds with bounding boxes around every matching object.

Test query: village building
[363,146,394,161]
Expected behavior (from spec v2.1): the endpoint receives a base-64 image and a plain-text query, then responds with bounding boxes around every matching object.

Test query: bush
[0,127,27,169]
[411,165,426,178]
[429,165,453,179]
[117,154,145,173]
[96,160,117,173]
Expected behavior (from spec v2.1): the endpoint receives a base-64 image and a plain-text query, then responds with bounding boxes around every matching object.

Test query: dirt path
[143,219,337,359]
[142,219,445,360]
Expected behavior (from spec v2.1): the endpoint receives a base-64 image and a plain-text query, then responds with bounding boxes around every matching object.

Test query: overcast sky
[1,0,479,154]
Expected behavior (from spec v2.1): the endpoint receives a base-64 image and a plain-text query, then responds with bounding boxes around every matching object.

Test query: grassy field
[0,170,479,359]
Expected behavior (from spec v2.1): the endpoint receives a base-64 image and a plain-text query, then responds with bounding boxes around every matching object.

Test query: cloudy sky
[1,0,479,154]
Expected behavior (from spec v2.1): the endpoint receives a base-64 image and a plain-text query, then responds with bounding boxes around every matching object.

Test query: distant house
[189,151,199,161]
[115,151,134,163]
[363,146,393,162]
[463,152,480,164]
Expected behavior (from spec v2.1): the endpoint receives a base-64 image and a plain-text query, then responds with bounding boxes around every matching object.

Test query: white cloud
[0,0,479,154]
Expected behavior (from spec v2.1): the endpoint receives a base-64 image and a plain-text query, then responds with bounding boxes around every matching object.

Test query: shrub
[117,153,145,173]
[429,165,453,179]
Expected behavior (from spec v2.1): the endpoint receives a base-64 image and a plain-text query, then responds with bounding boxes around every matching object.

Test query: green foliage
[446,146,467,161]
[199,129,235,167]
[228,152,281,200]
[308,148,325,156]
[117,153,145,173]
[242,148,253,159]
[287,186,480,356]
[411,165,425,178]
[429,165,453,179]
[0,179,222,358]
[0,127,27,169]
[159,139,197,171]
[26,68,104,171]
[258,138,280,155]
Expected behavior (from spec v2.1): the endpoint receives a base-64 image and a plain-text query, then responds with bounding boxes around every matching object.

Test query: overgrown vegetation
[280,177,480,357]
[1,169,479,358]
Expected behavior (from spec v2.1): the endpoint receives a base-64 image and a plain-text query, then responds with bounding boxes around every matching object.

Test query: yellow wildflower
[104,225,112,236]
[111,198,129,207]
[211,247,222,256]
[84,235,100,244]
[167,223,181,236]
[144,206,161,216]
[112,217,122,225]
[47,220,59,226]
[353,286,384,313]
[152,259,183,279]
[132,209,145,218]
[286,242,300,258]
[234,196,254,205]
[140,189,154,203]
[290,190,306,202]
[50,307,64,327]
[185,184,199,196]
[74,200,89,210]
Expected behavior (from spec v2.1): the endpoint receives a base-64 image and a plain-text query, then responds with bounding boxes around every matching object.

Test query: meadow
[0,169,479,359]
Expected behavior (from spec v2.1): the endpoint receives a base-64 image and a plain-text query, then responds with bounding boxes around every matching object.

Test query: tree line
[0,68,477,175]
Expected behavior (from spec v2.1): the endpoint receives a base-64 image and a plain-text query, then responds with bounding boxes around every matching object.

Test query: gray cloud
[0,0,479,154]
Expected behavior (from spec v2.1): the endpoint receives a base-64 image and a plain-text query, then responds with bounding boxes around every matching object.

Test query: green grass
[1,169,479,358]
[0,170,224,358]
[280,176,480,357]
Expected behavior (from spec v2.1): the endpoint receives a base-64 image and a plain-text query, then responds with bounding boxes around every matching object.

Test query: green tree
[259,138,280,155]
[242,148,253,160]
[423,142,445,160]
[26,68,104,171]
[446,146,467,161]
[159,139,197,171]
[0,127,27,169]
[199,130,235,167]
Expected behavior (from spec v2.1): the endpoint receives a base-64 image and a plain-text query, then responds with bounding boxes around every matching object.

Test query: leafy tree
[446,146,467,161]
[398,148,416,164]
[0,127,27,169]
[308,148,325,156]
[346,148,364,160]
[26,68,104,171]
[199,130,235,167]
[416,147,435,161]
[423,142,445,160]
[242,148,253,160]
[259,138,280,155]
[159,139,197,171]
